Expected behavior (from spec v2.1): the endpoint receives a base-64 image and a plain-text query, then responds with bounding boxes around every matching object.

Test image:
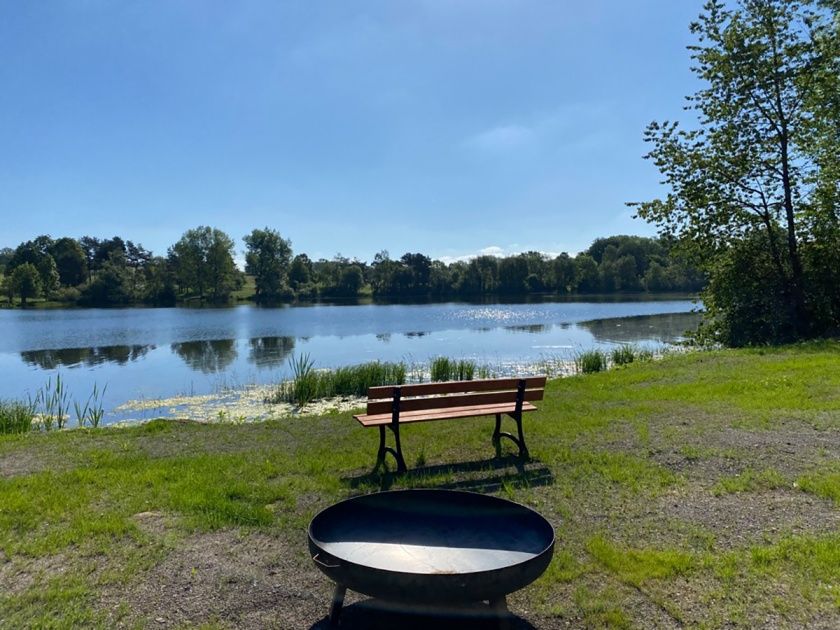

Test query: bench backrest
[365,376,547,417]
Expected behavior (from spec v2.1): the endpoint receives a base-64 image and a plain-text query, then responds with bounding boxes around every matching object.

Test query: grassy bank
[1,342,840,628]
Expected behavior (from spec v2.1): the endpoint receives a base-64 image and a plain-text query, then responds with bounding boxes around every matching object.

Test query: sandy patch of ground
[0,552,70,598]
[0,450,49,479]
[661,488,840,549]
[99,518,569,629]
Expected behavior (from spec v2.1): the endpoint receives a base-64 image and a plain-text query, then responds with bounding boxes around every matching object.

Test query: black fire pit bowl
[308,489,555,625]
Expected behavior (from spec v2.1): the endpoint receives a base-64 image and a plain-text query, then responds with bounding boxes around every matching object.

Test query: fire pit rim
[308,487,556,577]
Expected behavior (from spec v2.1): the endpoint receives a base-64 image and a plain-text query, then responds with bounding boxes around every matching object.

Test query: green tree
[289,254,313,292]
[10,263,41,305]
[615,255,642,291]
[631,0,840,343]
[80,256,133,306]
[338,264,364,296]
[575,254,600,293]
[170,227,238,301]
[0,247,13,273]
[48,237,87,286]
[552,254,576,293]
[498,256,529,293]
[243,228,292,301]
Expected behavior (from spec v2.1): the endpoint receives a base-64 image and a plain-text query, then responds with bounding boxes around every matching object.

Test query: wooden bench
[353,376,547,473]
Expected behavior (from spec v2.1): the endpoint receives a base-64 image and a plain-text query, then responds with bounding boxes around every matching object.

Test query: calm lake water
[0,297,701,425]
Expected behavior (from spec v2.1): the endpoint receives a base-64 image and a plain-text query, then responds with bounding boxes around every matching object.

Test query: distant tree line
[0,230,703,307]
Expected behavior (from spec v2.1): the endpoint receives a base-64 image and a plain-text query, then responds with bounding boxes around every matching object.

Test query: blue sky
[0,1,701,263]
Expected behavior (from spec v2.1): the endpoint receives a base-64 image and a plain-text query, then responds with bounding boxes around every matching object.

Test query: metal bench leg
[514,414,529,459]
[493,414,529,460]
[374,424,408,473]
[329,583,346,626]
[376,426,387,469]
[493,414,503,457]
[389,422,407,473]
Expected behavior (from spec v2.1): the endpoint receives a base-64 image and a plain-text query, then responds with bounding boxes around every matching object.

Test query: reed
[36,373,71,430]
[574,349,608,374]
[430,357,477,382]
[0,400,35,434]
[611,345,637,367]
[271,355,408,406]
[73,383,108,428]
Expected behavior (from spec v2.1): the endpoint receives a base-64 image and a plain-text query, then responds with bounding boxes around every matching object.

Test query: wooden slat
[367,376,547,399]
[365,388,544,416]
[354,402,538,427]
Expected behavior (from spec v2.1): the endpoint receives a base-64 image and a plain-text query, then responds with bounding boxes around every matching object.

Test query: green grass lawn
[2,342,840,628]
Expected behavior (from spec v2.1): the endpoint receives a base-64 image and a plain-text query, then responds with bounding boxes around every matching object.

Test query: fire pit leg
[490,595,510,630]
[328,583,346,626]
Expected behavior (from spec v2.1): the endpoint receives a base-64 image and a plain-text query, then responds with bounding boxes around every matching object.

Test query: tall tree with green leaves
[243,228,292,301]
[631,0,840,344]
[169,227,238,301]
[48,237,87,286]
[10,263,41,306]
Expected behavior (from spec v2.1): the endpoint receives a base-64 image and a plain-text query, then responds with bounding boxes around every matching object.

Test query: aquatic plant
[611,345,637,367]
[575,350,608,374]
[73,383,108,428]
[430,357,476,382]
[36,373,71,430]
[271,355,408,406]
[0,399,35,434]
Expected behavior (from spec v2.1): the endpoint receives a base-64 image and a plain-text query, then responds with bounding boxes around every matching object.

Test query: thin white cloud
[463,125,536,152]
[461,103,614,157]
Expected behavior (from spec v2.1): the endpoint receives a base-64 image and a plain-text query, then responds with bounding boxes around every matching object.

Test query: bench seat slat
[366,388,544,416]
[367,376,547,399]
[354,401,537,427]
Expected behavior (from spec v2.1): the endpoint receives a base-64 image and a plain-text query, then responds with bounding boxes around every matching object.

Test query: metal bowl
[308,489,555,607]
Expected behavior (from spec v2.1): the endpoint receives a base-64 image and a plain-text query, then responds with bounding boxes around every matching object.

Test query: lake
[0,297,701,425]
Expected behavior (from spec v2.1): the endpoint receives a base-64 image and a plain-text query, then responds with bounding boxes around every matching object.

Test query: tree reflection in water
[247,336,295,368]
[170,339,238,374]
[578,312,702,344]
[20,345,153,369]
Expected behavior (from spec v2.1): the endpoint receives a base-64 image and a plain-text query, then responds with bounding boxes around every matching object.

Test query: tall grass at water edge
[270,354,407,406]
[430,356,476,382]
[273,345,663,406]
[0,400,36,434]
[576,344,657,374]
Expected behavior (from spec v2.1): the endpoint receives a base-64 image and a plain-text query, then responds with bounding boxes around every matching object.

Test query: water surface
[0,298,701,424]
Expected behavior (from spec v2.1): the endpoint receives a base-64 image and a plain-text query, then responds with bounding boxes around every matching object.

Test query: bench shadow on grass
[309,598,539,629]
[343,455,554,492]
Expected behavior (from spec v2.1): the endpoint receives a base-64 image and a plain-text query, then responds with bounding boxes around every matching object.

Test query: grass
[711,468,788,496]
[0,400,35,434]
[269,354,407,405]
[574,349,608,373]
[611,344,637,366]
[586,535,696,587]
[430,356,476,381]
[1,341,840,627]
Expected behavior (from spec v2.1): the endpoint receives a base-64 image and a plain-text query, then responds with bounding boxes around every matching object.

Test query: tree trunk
[779,131,808,335]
